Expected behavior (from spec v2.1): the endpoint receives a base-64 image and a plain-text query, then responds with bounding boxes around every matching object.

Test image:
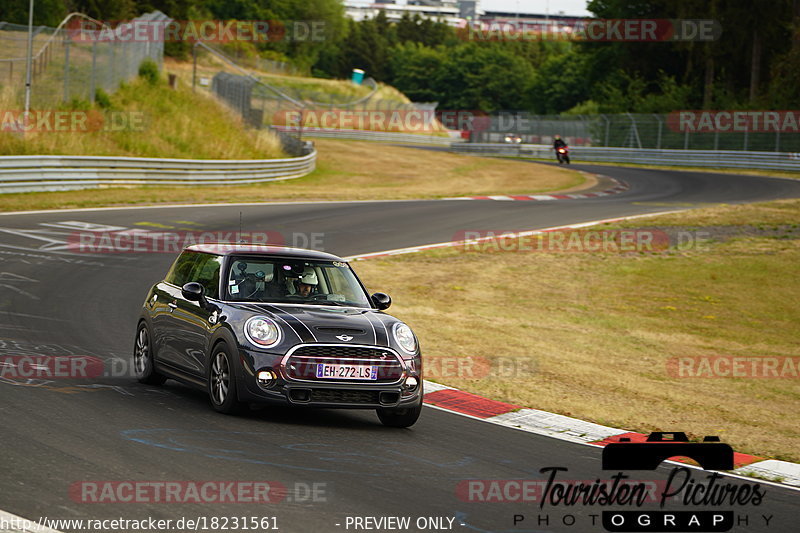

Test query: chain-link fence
[196,41,443,140]
[471,113,800,152]
[0,11,169,108]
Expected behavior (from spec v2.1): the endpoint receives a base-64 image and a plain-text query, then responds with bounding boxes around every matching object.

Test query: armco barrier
[451,143,800,172]
[0,149,316,194]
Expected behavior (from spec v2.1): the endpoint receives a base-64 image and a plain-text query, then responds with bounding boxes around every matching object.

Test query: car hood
[235,303,396,347]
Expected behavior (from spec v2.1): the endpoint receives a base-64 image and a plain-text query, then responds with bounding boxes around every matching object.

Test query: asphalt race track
[0,164,798,532]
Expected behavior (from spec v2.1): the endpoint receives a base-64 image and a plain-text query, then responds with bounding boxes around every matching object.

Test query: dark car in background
[134,244,423,427]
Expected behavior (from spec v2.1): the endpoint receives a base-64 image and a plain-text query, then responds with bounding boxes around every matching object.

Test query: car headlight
[393,323,417,354]
[244,316,282,348]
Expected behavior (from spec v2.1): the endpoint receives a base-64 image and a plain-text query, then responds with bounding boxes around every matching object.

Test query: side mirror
[371,292,392,310]
[182,282,205,303]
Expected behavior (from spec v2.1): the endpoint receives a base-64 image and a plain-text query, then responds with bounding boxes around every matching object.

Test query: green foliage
[94,88,112,109]
[563,100,601,115]
[387,41,538,111]
[3,0,68,26]
[64,97,91,111]
[138,58,160,86]
[529,49,591,114]
[4,0,796,113]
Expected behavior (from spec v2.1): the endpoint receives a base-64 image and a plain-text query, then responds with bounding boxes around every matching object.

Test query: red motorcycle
[556,145,570,164]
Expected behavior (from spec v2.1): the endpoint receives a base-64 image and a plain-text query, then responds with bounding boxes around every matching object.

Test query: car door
[166,252,223,378]
[151,250,200,370]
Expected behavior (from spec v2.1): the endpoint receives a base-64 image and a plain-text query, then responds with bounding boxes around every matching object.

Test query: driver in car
[294,269,319,299]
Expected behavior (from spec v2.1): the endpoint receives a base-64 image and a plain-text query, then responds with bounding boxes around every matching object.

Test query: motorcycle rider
[553,135,567,162]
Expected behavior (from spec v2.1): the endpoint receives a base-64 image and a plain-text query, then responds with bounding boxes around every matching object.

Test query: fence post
[775,129,780,152]
[684,128,689,150]
[192,42,198,92]
[90,40,97,103]
[603,115,610,146]
[654,114,663,149]
[743,124,748,151]
[714,129,719,151]
[109,39,116,91]
[63,37,70,102]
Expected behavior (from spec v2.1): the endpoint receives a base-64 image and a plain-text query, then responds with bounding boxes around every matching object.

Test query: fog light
[257,370,276,387]
[406,376,418,390]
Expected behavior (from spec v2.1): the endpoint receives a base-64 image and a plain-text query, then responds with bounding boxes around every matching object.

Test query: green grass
[0,139,584,212]
[0,75,284,159]
[353,198,800,462]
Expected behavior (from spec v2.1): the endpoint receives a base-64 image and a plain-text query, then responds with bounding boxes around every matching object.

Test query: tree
[3,0,68,26]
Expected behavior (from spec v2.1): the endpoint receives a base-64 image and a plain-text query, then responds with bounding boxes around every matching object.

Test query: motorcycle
[556,145,570,164]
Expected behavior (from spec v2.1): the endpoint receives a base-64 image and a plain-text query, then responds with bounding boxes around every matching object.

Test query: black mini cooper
[134,244,423,427]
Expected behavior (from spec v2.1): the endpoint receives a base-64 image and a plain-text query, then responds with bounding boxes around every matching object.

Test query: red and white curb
[422,380,800,488]
[347,214,800,489]
[446,176,629,201]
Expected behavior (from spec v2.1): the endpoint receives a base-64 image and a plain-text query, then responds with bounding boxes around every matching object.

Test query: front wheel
[133,323,166,385]
[208,343,247,414]
[564,155,570,164]
[377,388,423,428]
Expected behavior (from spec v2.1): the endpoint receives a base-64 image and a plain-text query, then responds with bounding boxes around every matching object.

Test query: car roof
[185,243,346,262]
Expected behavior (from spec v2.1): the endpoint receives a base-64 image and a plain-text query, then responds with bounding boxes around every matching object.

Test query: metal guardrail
[0,150,316,194]
[451,143,800,171]
[273,127,462,146]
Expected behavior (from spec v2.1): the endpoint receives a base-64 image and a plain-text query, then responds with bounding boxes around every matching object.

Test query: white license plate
[316,363,377,380]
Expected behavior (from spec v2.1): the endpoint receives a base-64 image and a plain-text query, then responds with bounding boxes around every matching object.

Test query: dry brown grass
[0,139,586,212]
[617,198,800,226]
[353,201,800,461]
[575,160,800,180]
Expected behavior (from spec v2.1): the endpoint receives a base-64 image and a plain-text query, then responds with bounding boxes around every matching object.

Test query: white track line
[345,210,687,261]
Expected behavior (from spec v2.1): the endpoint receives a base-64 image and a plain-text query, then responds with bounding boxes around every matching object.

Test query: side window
[190,254,223,299]
[165,251,200,287]
[325,266,349,294]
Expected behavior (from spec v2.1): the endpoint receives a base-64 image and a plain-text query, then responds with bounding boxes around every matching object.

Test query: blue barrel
[351,69,365,85]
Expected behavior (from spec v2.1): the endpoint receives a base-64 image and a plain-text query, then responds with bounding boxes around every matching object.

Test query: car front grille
[292,345,392,359]
[284,344,404,384]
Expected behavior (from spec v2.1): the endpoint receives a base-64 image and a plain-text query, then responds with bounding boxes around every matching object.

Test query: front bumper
[236,344,422,409]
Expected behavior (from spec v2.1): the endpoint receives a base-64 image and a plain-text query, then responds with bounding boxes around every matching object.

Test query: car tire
[376,386,423,428]
[208,342,247,415]
[133,323,167,385]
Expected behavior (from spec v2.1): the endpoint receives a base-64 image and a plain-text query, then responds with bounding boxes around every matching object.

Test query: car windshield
[225,257,372,308]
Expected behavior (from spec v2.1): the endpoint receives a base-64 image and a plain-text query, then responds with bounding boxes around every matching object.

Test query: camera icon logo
[602,432,734,471]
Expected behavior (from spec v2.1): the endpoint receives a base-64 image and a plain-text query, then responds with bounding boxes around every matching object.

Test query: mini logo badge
[336,335,353,342]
